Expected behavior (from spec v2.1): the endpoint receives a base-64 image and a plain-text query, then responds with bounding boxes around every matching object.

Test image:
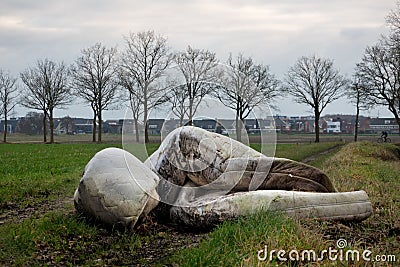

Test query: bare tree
[71,43,118,143]
[386,1,400,32]
[0,70,18,142]
[118,70,143,143]
[120,30,171,143]
[167,84,190,127]
[347,76,372,142]
[284,55,347,142]
[216,53,280,141]
[20,59,71,143]
[175,46,219,125]
[353,5,400,134]
[356,39,400,133]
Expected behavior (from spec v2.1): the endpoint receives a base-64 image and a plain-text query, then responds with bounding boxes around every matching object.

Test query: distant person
[381,131,388,142]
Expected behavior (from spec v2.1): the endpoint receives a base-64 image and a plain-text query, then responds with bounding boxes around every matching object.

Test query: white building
[326,121,341,133]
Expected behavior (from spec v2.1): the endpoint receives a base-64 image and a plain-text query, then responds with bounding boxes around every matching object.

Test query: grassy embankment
[0,141,399,266]
[166,142,400,266]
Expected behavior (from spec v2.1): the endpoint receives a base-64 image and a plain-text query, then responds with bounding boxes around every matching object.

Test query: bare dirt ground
[0,197,206,266]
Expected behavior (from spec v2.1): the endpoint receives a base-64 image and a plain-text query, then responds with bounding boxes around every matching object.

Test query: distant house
[326,121,341,133]
[105,120,122,134]
[189,118,216,132]
[288,116,316,133]
[216,119,235,133]
[322,115,372,134]
[241,119,258,133]
[74,118,95,134]
[147,119,165,135]
[369,118,399,134]
[273,117,290,133]
[0,118,18,133]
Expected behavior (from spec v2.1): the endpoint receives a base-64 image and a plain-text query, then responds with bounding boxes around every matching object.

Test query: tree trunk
[392,106,400,136]
[236,116,242,142]
[92,112,97,143]
[314,110,320,143]
[144,120,149,143]
[354,104,360,142]
[144,98,149,143]
[388,103,400,136]
[49,109,54,144]
[134,118,140,143]
[43,110,47,143]
[98,111,102,143]
[235,100,241,142]
[3,111,7,143]
[187,98,193,126]
[179,115,184,127]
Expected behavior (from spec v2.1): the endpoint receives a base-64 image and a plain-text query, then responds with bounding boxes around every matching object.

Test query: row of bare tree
[0,31,282,143]
[1,4,400,143]
[346,4,400,142]
[280,4,400,142]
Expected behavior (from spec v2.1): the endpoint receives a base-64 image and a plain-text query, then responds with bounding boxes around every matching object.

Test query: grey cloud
[0,0,396,118]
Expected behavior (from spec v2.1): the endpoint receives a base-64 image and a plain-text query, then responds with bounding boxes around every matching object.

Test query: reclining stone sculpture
[74,126,373,229]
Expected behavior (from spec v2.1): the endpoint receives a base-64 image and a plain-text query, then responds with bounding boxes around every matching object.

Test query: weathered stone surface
[74,148,159,229]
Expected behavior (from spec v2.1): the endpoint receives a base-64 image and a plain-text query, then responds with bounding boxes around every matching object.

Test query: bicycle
[377,137,391,143]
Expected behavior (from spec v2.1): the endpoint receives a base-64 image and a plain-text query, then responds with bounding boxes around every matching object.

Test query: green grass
[0,143,160,210]
[319,142,400,258]
[163,211,328,267]
[167,141,400,266]
[0,143,118,209]
[0,142,335,210]
[251,141,342,162]
[1,141,399,266]
[0,211,143,266]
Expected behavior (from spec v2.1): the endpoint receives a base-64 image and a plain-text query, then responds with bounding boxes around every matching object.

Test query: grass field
[0,141,399,266]
[166,142,400,266]
[5,132,399,144]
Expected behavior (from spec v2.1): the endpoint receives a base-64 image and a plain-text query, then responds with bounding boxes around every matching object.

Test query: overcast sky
[0,0,397,119]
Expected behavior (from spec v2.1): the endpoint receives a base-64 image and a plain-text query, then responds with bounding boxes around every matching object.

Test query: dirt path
[300,144,343,164]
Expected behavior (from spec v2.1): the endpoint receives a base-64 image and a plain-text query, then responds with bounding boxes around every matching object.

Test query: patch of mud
[0,197,74,225]
[0,197,207,266]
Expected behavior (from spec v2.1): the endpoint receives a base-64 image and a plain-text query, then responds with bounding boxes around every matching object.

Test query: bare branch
[283,55,347,142]
[71,43,118,142]
[174,46,219,123]
[0,69,19,142]
[356,35,400,129]
[20,59,72,143]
